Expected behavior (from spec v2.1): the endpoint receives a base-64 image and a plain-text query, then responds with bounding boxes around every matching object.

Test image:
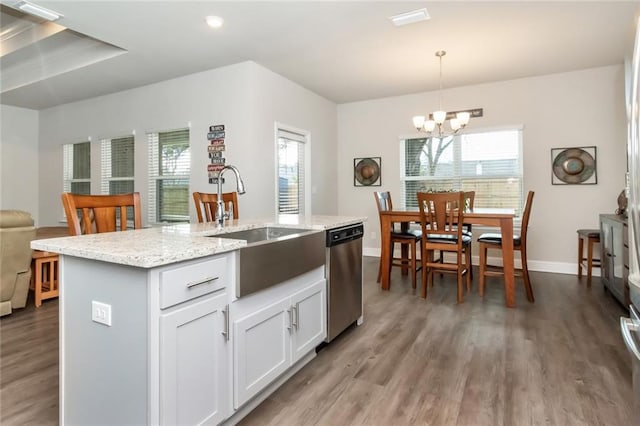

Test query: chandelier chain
[437,51,445,111]
[412,49,471,137]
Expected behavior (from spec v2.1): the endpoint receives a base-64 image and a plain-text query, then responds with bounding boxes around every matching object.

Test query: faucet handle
[227,202,234,220]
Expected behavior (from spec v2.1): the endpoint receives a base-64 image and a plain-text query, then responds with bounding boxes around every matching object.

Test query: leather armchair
[0,210,36,316]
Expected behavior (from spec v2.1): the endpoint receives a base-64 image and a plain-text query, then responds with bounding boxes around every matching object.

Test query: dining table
[379,207,519,308]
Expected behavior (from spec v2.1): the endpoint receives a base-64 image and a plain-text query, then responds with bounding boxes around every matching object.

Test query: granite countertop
[30,215,366,268]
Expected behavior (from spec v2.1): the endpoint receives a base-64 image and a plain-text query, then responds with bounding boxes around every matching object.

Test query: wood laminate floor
[0,257,635,425]
[1,291,58,425]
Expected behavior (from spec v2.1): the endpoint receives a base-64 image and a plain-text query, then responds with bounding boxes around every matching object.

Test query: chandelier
[412,50,471,137]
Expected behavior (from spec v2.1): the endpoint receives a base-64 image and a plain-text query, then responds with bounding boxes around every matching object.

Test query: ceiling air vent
[389,8,430,27]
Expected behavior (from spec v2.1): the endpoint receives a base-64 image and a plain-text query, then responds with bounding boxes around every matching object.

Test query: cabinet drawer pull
[186,276,219,289]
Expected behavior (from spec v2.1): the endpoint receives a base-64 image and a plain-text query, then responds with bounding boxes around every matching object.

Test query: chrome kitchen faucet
[216,165,246,227]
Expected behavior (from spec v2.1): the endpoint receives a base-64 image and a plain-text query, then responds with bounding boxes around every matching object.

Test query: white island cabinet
[160,291,230,425]
[59,253,234,425]
[159,255,232,425]
[31,216,365,425]
[232,268,326,408]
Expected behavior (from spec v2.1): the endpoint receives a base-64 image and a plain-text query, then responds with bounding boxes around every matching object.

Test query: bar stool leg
[578,235,584,279]
[586,237,594,287]
[34,258,43,307]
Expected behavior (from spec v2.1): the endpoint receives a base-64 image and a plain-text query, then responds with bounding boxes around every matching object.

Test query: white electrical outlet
[370,231,376,240]
[92,301,112,326]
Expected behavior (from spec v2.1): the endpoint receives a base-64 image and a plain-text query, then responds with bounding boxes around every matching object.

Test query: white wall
[36,61,338,226]
[4,60,626,270]
[0,105,39,223]
[247,64,337,215]
[337,65,627,272]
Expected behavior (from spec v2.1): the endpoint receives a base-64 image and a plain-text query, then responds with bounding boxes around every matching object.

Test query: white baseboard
[362,247,600,277]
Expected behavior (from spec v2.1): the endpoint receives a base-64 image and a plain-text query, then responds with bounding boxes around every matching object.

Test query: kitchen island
[31,215,365,426]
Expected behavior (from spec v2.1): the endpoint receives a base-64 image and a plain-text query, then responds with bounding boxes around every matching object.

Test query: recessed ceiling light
[16,0,63,22]
[389,8,430,27]
[205,15,224,29]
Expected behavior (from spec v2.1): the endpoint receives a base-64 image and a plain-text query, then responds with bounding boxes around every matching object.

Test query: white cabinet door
[160,291,230,426]
[291,279,326,363]
[233,297,292,409]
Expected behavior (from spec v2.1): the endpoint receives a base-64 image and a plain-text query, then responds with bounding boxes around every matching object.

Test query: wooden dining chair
[477,191,535,302]
[192,191,239,223]
[374,191,422,289]
[61,192,142,236]
[417,191,472,303]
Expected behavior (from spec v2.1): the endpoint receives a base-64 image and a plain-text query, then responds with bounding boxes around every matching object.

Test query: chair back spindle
[418,192,464,239]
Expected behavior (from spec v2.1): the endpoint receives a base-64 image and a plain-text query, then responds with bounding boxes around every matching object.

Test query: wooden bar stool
[30,250,60,307]
[577,229,601,287]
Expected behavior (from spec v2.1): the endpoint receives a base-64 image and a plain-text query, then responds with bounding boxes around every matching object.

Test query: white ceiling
[1,1,639,110]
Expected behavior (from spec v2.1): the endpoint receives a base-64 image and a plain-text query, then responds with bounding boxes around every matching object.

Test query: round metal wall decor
[354,157,381,186]
[551,146,597,185]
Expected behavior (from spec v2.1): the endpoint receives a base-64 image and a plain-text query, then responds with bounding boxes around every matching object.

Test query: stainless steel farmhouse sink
[209,227,325,297]
[213,226,311,244]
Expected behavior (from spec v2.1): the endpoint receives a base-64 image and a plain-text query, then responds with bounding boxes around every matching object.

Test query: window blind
[101,135,134,195]
[63,141,91,194]
[148,128,190,223]
[277,128,306,215]
[400,128,524,216]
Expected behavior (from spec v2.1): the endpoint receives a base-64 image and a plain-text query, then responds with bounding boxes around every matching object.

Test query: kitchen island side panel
[62,256,149,425]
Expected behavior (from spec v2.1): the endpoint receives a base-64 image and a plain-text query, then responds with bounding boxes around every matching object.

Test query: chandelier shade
[413,51,472,137]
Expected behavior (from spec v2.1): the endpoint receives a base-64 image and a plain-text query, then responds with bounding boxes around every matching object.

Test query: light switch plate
[92,301,112,326]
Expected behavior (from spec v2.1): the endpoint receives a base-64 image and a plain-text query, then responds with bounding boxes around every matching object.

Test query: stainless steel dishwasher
[325,223,363,342]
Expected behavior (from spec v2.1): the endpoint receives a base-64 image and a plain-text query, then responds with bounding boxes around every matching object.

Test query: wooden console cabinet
[600,214,630,308]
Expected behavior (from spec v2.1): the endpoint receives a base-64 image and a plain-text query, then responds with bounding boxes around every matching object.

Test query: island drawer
[160,256,227,309]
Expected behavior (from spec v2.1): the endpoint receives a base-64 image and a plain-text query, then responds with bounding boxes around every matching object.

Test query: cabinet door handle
[186,276,219,289]
[221,304,230,341]
[287,309,293,333]
[292,303,299,329]
[291,305,297,329]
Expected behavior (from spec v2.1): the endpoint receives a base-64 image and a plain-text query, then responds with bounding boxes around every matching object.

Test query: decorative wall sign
[354,157,381,186]
[551,146,597,185]
[208,124,226,184]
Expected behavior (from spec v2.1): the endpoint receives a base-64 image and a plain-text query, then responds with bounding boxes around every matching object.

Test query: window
[148,128,190,223]
[400,128,524,216]
[101,135,134,195]
[276,126,308,214]
[63,141,91,194]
